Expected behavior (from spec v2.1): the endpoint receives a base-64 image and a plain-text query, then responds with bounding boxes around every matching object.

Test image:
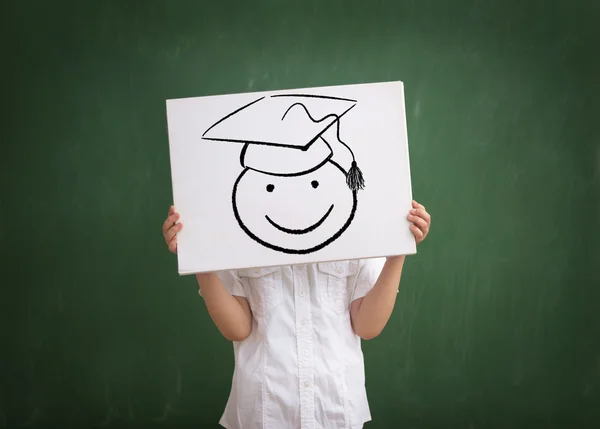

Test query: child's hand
[162,205,183,254]
[407,200,431,245]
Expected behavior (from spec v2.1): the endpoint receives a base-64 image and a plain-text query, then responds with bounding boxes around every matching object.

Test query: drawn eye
[311,180,319,189]
[266,184,275,192]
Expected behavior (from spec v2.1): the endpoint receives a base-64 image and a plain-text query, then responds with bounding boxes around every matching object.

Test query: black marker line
[265,204,334,235]
[239,142,249,167]
[282,102,338,122]
[290,103,360,167]
[303,103,356,149]
[248,157,330,177]
[203,99,355,152]
[271,94,358,103]
[231,163,358,255]
[202,137,307,149]
[323,111,366,190]
[329,111,356,163]
[320,136,334,154]
[327,158,346,175]
[202,96,265,137]
[281,102,356,150]
[202,107,354,151]
[243,137,333,176]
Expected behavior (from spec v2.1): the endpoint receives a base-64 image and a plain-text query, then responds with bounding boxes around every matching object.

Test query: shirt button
[299,290,305,297]
[303,350,308,356]
[304,381,311,388]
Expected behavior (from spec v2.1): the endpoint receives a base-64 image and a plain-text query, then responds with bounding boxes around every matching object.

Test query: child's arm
[350,256,405,340]
[196,273,252,342]
[350,200,431,340]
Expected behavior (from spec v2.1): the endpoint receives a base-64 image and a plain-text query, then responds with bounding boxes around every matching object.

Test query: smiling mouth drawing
[265,204,335,235]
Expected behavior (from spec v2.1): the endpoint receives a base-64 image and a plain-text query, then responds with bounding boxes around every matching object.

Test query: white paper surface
[166,81,416,274]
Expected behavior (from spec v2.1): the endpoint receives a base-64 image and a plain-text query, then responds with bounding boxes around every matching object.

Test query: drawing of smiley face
[232,161,357,254]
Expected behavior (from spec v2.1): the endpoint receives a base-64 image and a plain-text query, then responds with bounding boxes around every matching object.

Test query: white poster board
[166,80,415,274]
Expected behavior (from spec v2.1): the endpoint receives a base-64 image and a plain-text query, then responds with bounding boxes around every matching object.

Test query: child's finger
[168,228,180,251]
[165,223,183,243]
[410,207,430,222]
[408,214,428,230]
[162,212,180,235]
[412,200,424,209]
[410,224,424,240]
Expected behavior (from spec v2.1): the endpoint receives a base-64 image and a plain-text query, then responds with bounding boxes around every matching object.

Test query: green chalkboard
[1,1,598,428]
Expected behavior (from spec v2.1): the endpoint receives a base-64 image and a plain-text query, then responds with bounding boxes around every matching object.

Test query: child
[162,200,431,429]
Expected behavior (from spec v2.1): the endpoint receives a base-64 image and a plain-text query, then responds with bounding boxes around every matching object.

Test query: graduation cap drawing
[201,94,365,191]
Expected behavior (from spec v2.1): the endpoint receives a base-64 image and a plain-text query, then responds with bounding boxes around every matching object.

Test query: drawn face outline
[232,160,358,255]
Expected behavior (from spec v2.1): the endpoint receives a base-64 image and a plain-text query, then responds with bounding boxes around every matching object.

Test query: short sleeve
[197,270,246,298]
[351,257,387,302]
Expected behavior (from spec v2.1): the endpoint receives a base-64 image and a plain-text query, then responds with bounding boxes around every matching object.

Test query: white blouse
[201,258,386,429]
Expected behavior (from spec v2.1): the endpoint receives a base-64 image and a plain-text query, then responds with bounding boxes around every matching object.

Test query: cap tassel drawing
[347,160,365,191]
[201,93,365,192]
[332,120,364,191]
